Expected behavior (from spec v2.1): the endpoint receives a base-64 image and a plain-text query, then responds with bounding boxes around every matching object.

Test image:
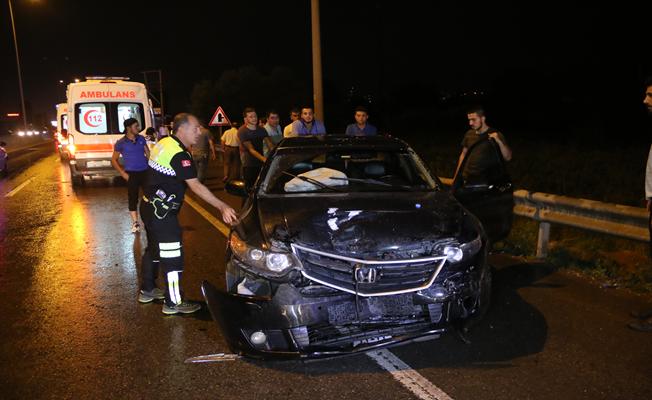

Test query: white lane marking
[185,194,453,400]
[184,196,230,237]
[4,177,35,197]
[367,349,454,400]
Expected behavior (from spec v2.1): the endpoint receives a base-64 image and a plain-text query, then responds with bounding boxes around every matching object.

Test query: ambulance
[55,103,69,159]
[65,77,153,186]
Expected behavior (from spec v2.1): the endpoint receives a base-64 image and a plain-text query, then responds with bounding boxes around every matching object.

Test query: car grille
[292,243,447,297]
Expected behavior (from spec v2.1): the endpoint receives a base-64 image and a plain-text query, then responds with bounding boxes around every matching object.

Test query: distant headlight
[18,131,25,136]
[230,232,298,275]
[444,235,482,263]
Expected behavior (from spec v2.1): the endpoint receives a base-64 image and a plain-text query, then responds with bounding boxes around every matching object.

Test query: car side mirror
[225,180,248,197]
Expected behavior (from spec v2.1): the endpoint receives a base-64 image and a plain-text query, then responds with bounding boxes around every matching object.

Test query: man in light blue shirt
[345,106,377,136]
[289,106,326,136]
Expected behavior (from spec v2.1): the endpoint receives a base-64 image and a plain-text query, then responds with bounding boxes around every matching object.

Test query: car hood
[255,192,469,257]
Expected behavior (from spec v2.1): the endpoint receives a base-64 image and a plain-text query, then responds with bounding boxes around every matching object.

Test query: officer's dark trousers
[140,201,184,307]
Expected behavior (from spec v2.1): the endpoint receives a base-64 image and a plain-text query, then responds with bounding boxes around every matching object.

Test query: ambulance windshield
[75,102,145,134]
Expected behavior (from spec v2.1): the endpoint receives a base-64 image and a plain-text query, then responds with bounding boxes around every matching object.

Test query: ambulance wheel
[72,175,84,187]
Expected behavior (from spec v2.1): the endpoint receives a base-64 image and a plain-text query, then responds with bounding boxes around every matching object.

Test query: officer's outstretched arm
[186,178,238,224]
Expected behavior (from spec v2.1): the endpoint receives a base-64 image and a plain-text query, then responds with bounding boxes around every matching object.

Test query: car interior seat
[291,161,313,175]
[364,162,386,178]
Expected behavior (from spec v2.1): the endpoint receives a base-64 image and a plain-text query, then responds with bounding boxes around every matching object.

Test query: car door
[452,138,513,243]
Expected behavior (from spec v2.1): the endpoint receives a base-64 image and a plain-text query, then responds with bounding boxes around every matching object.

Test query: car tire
[476,266,492,318]
[463,265,492,332]
[70,168,84,187]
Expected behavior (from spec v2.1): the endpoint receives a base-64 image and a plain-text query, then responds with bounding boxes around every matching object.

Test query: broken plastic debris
[184,353,241,363]
[237,278,255,295]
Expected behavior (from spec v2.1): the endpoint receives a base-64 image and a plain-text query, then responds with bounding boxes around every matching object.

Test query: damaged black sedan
[202,135,513,359]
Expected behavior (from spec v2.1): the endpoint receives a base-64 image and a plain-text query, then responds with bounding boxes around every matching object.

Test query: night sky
[1,1,651,142]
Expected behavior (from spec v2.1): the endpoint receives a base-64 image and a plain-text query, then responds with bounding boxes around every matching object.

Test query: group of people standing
[220,105,378,190]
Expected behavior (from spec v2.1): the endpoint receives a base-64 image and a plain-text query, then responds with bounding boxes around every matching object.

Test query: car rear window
[60,113,68,131]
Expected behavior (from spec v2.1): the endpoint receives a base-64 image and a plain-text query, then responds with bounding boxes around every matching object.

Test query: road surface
[1,148,651,400]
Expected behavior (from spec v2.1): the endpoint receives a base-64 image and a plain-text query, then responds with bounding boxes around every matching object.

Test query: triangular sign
[209,106,231,126]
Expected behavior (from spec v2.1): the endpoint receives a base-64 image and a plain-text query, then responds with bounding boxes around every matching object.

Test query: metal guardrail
[439,177,649,258]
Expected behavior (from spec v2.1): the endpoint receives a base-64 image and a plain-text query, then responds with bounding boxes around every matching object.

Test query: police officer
[139,113,237,314]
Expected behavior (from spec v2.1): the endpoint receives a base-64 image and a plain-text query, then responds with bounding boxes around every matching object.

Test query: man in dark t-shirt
[138,113,237,315]
[454,106,512,184]
[238,107,274,191]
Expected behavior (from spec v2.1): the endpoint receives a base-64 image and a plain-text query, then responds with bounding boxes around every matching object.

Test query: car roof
[275,135,409,152]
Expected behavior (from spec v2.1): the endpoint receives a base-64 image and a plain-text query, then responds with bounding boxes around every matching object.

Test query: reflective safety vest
[148,136,185,176]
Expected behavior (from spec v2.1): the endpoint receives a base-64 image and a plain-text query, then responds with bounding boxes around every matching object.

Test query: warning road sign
[209,106,231,126]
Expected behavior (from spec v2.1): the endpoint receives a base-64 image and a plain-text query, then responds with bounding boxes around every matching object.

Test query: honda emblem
[354,265,378,284]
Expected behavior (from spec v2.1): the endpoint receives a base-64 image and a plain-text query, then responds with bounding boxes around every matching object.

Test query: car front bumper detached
[202,261,484,359]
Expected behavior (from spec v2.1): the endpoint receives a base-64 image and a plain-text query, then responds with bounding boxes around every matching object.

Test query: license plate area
[86,160,111,168]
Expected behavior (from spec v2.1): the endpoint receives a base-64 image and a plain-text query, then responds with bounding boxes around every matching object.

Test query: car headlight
[443,235,482,263]
[230,232,297,275]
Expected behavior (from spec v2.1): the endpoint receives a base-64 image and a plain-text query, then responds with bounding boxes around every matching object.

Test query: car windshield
[261,148,439,194]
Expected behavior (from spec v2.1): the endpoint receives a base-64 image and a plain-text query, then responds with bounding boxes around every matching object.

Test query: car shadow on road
[405,260,554,368]
[241,260,556,374]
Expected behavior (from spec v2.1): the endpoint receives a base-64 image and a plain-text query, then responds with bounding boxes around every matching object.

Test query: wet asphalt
[0,148,651,400]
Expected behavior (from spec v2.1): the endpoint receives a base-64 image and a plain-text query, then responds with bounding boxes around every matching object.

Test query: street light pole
[8,0,28,132]
[311,0,324,121]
